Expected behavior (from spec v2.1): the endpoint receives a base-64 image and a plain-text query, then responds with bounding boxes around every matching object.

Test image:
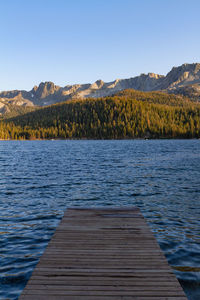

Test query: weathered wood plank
[23,285,184,292]
[19,207,187,299]
[27,279,180,286]
[20,296,187,300]
[22,290,186,296]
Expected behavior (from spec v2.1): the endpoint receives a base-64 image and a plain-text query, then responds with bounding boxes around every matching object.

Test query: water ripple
[0,139,199,299]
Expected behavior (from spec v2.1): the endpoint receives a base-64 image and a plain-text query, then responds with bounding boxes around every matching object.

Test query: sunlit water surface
[0,140,199,299]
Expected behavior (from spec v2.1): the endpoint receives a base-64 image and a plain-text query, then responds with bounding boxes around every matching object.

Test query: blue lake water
[0,139,199,299]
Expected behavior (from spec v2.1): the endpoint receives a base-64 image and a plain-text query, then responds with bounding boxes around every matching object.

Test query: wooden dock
[19,207,187,299]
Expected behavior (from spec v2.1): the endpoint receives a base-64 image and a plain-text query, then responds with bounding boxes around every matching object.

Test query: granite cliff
[1,63,200,115]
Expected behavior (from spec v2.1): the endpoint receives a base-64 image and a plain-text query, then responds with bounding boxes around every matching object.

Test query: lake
[0,140,199,299]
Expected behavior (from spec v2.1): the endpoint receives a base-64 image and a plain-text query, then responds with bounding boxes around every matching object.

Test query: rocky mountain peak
[31,81,60,99]
[170,63,200,75]
[147,73,164,79]
[158,62,200,90]
[1,62,200,112]
[90,80,105,89]
[95,79,104,87]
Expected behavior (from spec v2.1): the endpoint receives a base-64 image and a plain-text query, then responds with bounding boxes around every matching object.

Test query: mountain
[2,89,200,140]
[1,63,200,115]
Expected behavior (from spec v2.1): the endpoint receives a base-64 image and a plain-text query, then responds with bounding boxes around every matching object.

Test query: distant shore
[0,137,200,141]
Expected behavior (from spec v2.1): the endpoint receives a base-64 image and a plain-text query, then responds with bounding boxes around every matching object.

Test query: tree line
[0,89,200,140]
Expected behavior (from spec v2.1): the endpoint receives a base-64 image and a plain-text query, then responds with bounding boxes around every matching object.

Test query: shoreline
[0,137,200,141]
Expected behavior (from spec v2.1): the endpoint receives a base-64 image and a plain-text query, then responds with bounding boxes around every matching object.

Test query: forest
[0,89,200,140]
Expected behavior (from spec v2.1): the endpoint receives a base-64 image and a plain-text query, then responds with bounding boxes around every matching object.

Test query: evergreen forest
[0,89,200,140]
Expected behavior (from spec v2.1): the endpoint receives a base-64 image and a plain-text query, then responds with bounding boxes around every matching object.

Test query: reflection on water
[0,140,199,299]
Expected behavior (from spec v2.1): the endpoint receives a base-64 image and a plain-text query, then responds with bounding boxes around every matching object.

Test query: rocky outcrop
[156,63,200,90]
[0,63,200,114]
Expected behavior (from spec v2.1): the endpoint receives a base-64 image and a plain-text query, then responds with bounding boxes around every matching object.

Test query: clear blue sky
[0,0,200,91]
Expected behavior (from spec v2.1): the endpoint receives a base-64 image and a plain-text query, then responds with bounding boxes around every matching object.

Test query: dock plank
[19,207,187,299]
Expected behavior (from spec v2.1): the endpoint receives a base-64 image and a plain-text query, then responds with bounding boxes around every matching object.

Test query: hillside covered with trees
[0,89,200,140]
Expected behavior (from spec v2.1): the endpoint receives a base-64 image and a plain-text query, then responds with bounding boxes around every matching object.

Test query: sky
[0,0,200,91]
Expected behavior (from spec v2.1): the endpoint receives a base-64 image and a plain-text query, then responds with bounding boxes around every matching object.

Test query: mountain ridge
[1,62,200,115]
[2,88,200,140]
